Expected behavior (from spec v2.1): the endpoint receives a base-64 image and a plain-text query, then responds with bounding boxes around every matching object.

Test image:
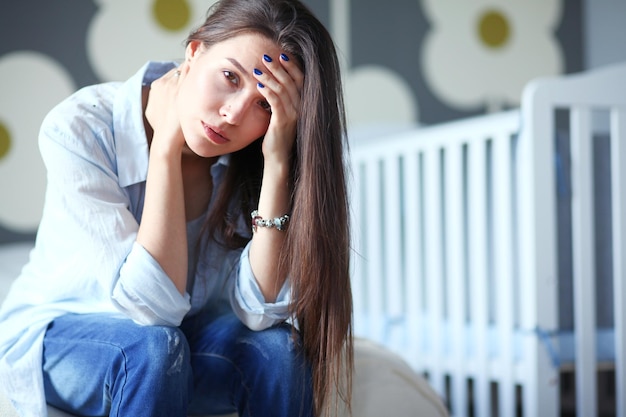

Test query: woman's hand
[252,53,304,164]
[145,64,188,155]
[248,53,303,302]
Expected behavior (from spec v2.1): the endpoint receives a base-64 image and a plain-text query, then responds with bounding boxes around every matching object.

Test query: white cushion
[349,338,448,416]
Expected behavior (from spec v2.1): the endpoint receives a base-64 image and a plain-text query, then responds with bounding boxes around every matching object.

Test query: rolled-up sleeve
[112,242,191,326]
[39,108,190,328]
[231,242,291,331]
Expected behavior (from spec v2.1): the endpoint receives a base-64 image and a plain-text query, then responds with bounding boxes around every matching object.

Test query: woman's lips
[202,122,230,145]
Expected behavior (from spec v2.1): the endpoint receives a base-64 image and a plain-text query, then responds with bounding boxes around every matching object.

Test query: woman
[0,0,353,416]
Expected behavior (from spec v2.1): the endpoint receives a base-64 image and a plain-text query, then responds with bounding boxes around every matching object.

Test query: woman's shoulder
[38,82,125,165]
[42,82,121,136]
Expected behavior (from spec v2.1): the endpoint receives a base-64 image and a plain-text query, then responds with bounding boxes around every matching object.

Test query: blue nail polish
[280,53,289,61]
[257,82,265,88]
[253,68,263,75]
[263,54,272,62]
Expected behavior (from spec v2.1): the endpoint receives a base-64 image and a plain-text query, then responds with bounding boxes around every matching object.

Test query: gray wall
[583,0,626,68]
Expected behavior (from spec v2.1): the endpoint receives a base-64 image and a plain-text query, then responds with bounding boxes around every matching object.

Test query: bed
[348,61,626,417]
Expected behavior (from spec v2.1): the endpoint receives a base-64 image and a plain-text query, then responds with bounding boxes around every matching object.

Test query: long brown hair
[186,0,353,414]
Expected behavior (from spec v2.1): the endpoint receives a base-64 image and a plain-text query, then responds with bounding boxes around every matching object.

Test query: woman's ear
[185,40,205,62]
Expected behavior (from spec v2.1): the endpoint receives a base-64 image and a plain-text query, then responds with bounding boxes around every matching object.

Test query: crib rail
[521,61,626,417]
[348,111,559,417]
[348,61,626,417]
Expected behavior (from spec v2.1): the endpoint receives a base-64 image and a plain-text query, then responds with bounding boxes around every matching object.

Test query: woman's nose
[221,96,250,125]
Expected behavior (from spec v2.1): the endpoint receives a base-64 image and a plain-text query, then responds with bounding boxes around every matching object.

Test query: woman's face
[177,33,281,158]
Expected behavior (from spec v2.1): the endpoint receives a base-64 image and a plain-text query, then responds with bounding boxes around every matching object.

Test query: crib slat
[445,143,467,416]
[423,147,445,396]
[383,154,404,350]
[351,161,365,327]
[402,151,424,369]
[468,139,491,417]
[611,107,626,417]
[570,106,597,417]
[492,131,516,416]
[364,158,385,341]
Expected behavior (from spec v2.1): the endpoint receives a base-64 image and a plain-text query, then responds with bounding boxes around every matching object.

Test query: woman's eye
[223,70,238,84]
[259,100,272,113]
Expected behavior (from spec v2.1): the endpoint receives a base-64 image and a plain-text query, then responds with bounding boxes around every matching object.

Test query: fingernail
[257,82,265,88]
[253,68,263,76]
[280,53,289,61]
[263,54,272,62]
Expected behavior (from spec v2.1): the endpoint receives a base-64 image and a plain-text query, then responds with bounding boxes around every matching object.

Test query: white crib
[348,61,626,417]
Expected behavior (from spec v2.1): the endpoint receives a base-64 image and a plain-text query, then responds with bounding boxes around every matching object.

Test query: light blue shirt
[0,62,290,417]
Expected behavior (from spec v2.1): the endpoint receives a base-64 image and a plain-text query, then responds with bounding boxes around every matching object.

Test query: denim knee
[236,325,313,416]
[131,325,191,378]
[43,315,193,416]
[183,315,313,416]
[237,324,308,380]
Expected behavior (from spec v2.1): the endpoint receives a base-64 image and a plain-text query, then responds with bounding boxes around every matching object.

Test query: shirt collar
[113,61,177,187]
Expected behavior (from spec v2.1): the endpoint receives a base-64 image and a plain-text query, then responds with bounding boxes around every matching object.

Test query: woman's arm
[248,53,303,302]
[137,66,189,295]
[35,77,191,327]
[249,159,291,302]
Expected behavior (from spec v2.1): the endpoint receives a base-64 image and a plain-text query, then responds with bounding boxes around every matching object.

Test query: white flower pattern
[421,0,564,111]
[88,0,218,82]
[0,52,75,231]
[344,65,419,129]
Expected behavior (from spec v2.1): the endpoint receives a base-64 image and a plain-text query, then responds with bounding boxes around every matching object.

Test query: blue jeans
[42,311,313,417]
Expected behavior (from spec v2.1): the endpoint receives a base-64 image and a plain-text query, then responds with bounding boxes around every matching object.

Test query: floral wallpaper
[0,0,583,242]
[421,0,565,112]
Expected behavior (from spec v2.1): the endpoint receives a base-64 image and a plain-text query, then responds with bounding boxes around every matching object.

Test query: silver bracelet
[251,210,290,233]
